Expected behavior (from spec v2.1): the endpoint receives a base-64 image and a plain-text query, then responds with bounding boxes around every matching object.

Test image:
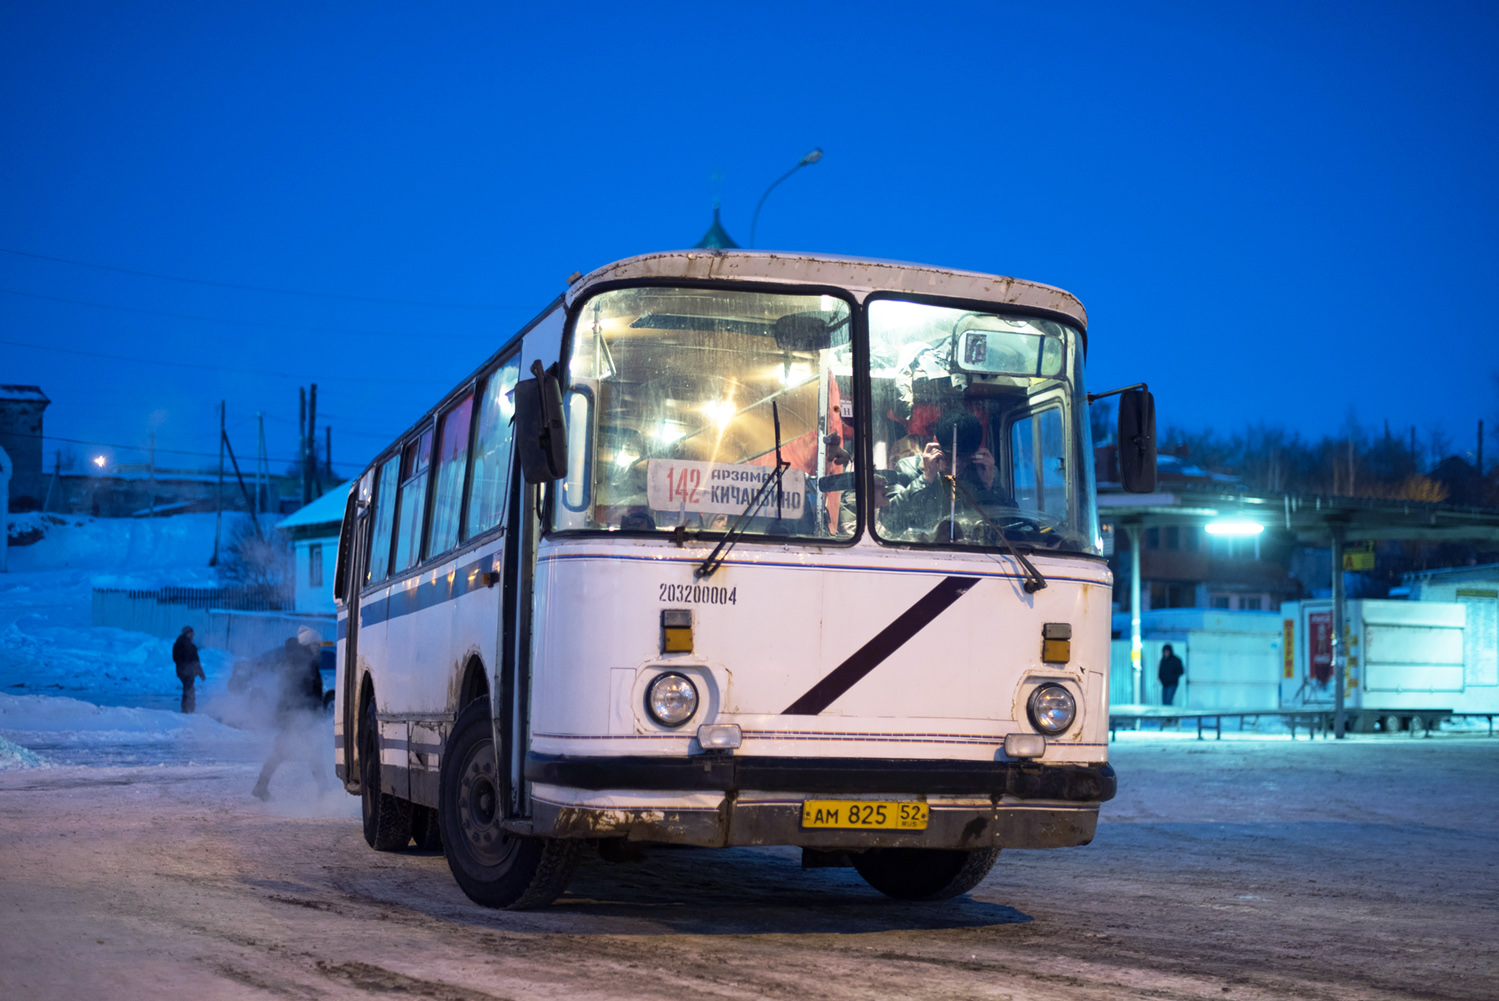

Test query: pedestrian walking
[172,625,206,713]
[251,635,330,801]
[1158,644,1186,706]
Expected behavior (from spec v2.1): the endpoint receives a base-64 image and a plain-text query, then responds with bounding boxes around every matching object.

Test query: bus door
[335,479,371,789]
[500,304,566,820]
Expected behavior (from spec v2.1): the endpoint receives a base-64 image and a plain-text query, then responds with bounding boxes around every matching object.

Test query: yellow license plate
[801,800,928,830]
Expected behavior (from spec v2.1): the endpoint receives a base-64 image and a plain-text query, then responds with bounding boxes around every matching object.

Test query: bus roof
[566,250,1088,334]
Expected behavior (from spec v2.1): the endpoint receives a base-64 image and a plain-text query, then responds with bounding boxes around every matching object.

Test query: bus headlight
[1027,684,1076,735]
[645,673,699,727]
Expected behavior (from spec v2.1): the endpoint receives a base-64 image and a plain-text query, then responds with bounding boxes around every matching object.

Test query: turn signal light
[1042,622,1071,663]
[661,609,693,653]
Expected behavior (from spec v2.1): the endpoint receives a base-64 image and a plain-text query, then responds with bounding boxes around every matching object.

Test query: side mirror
[1117,388,1157,493]
[515,360,568,483]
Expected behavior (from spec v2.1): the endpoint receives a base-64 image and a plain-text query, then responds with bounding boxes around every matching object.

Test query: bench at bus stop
[1108,704,1330,741]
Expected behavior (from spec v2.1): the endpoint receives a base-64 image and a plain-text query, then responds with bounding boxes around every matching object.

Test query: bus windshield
[867,298,1098,554]
[556,286,857,540]
[555,286,1100,555]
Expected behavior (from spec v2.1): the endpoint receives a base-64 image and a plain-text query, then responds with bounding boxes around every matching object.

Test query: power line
[260,413,399,441]
[8,430,363,469]
[0,246,516,310]
[0,336,446,385]
[0,287,485,340]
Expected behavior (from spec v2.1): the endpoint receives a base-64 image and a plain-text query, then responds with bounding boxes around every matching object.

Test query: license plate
[801,800,928,830]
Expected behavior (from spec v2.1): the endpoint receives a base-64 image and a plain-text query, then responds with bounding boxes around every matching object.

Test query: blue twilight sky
[2,1,1496,479]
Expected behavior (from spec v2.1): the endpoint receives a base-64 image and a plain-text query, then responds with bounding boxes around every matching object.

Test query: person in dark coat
[251,635,330,800]
[880,413,1012,538]
[1158,644,1186,706]
[171,626,206,713]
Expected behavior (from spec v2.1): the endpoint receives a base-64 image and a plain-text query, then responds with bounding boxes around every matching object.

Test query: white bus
[333,251,1156,909]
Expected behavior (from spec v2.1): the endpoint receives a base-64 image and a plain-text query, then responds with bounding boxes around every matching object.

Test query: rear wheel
[439,698,581,909]
[360,695,413,850]
[852,847,1000,901]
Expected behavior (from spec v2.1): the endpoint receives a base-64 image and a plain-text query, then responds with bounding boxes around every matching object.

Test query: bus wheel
[439,699,581,909]
[360,697,413,850]
[851,847,1000,901]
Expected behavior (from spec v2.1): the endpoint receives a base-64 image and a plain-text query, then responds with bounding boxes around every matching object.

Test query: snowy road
[3,730,1496,1001]
[2,519,1496,998]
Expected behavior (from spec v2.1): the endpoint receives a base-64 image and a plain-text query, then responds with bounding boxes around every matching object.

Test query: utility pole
[42,449,60,513]
[256,412,267,515]
[325,425,332,484]
[211,400,225,566]
[299,387,308,506]
[1330,523,1347,739]
[1479,420,1485,477]
[304,383,318,505]
[148,433,156,517]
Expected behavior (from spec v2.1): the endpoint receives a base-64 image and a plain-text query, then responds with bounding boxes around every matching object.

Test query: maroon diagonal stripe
[781,576,980,715]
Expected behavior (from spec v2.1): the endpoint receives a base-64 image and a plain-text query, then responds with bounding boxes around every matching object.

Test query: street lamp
[749,147,823,249]
[1204,520,1264,536]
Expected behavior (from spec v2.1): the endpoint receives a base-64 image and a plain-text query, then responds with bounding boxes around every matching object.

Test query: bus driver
[880,412,1012,537]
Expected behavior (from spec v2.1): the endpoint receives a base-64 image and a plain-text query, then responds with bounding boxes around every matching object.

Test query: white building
[276,483,349,615]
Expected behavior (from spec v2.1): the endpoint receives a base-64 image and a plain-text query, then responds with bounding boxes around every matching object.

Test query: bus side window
[367,454,400,584]
[333,489,357,601]
[1009,407,1066,515]
[393,429,433,571]
[427,393,474,557]
[465,355,521,539]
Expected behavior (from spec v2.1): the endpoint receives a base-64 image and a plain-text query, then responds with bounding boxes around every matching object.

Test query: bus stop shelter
[1097,490,1499,737]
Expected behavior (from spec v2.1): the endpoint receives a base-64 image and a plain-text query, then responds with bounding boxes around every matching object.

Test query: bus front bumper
[521,754,1113,850]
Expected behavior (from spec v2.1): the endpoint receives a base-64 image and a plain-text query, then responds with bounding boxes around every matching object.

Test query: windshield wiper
[696,402,790,579]
[944,475,1048,593]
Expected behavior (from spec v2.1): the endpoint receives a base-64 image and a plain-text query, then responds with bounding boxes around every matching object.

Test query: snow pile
[0,732,47,770]
[6,512,237,577]
[6,511,88,545]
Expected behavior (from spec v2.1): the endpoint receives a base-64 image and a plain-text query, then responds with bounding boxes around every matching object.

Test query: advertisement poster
[1307,610,1333,684]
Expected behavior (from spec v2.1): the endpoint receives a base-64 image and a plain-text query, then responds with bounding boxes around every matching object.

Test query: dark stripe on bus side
[357,553,501,629]
[781,575,980,716]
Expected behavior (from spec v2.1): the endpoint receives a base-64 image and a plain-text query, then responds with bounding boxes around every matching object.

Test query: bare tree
[218,517,293,607]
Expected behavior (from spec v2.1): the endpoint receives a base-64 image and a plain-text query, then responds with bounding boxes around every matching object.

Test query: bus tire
[439,699,581,909]
[851,847,1000,901]
[360,696,413,850]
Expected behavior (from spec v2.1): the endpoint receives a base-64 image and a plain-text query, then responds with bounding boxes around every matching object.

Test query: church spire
[693,204,740,249]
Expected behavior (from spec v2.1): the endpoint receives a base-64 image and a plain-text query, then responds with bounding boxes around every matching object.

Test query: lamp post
[749,147,823,249]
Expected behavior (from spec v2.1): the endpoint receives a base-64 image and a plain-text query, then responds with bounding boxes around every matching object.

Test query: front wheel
[852,847,1000,901]
[438,699,581,909]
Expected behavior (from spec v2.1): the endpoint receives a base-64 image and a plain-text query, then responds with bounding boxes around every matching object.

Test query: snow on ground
[0,692,261,768]
[0,512,318,773]
[1,513,243,710]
